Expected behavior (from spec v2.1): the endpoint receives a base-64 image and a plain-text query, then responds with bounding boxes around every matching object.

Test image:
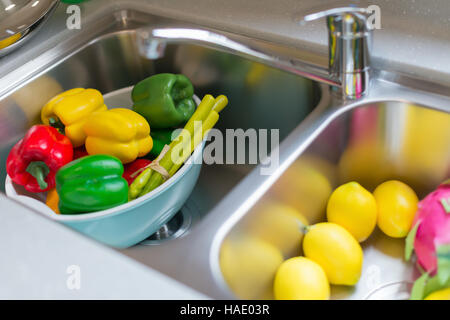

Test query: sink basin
[0,8,324,296]
[1,5,449,300]
[0,14,321,196]
[217,100,450,299]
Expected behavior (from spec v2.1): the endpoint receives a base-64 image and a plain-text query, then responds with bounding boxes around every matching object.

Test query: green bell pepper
[132,73,196,129]
[56,155,128,214]
[148,128,178,158]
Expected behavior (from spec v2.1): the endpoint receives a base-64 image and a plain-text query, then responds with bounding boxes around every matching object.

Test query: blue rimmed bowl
[5,88,204,248]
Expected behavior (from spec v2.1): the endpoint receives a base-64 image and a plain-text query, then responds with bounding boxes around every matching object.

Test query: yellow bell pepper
[41,88,107,147]
[84,108,153,164]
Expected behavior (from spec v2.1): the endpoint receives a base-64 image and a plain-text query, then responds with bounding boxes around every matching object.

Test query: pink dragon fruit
[411,181,450,274]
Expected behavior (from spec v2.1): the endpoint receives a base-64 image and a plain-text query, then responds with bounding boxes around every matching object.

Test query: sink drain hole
[140,205,193,245]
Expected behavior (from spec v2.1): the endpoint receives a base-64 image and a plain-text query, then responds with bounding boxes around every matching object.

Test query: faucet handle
[301,6,370,23]
[300,6,373,35]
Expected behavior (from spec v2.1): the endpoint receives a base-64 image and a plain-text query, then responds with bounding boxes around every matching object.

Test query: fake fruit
[149,128,177,159]
[6,125,73,192]
[327,182,377,242]
[273,257,330,300]
[424,287,450,300]
[220,235,283,300]
[246,201,309,257]
[129,95,228,199]
[84,108,153,164]
[56,155,128,214]
[132,73,196,129]
[45,188,60,214]
[406,181,450,274]
[303,222,363,285]
[41,88,108,147]
[374,180,419,238]
[123,159,152,186]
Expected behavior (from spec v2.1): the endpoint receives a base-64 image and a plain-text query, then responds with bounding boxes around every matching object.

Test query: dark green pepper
[132,73,196,129]
[56,155,128,214]
[148,128,178,158]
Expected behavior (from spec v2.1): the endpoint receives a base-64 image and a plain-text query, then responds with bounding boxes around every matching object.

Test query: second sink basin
[218,100,450,300]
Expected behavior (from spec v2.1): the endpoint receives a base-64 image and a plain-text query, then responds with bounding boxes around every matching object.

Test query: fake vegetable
[303,222,363,286]
[129,94,228,199]
[46,188,60,214]
[406,181,450,300]
[83,108,153,164]
[123,159,152,186]
[73,146,88,160]
[41,88,107,147]
[149,128,177,159]
[6,125,73,192]
[132,73,196,129]
[327,181,377,242]
[374,180,418,238]
[406,180,450,273]
[274,257,330,300]
[56,155,128,214]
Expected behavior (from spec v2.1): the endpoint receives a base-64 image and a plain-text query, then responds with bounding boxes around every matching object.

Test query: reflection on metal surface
[220,102,449,299]
[269,155,336,224]
[0,0,58,56]
[11,75,63,125]
[220,234,283,300]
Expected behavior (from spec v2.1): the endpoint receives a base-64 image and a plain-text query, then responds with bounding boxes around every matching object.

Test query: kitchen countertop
[0,0,449,299]
[0,194,207,299]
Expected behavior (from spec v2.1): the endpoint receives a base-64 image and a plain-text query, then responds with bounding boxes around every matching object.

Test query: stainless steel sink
[0,6,449,300]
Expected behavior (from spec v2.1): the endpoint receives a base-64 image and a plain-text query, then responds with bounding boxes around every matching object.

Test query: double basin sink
[0,8,449,299]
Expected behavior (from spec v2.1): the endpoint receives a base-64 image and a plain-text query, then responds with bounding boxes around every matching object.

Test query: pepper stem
[48,117,65,135]
[26,161,50,190]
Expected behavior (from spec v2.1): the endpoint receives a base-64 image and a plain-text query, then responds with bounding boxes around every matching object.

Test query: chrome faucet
[136,7,372,100]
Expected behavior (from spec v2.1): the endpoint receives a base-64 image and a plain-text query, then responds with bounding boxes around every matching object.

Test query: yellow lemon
[327,182,377,242]
[303,222,363,285]
[373,180,419,238]
[274,257,330,300]
[220,235,283,299]
[424,288,450,300]
[246,201,309,257]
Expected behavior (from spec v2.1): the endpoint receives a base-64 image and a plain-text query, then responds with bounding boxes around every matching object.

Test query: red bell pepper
[73,146,88,160]
[6,125,73,192]
[123,159,152,186]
